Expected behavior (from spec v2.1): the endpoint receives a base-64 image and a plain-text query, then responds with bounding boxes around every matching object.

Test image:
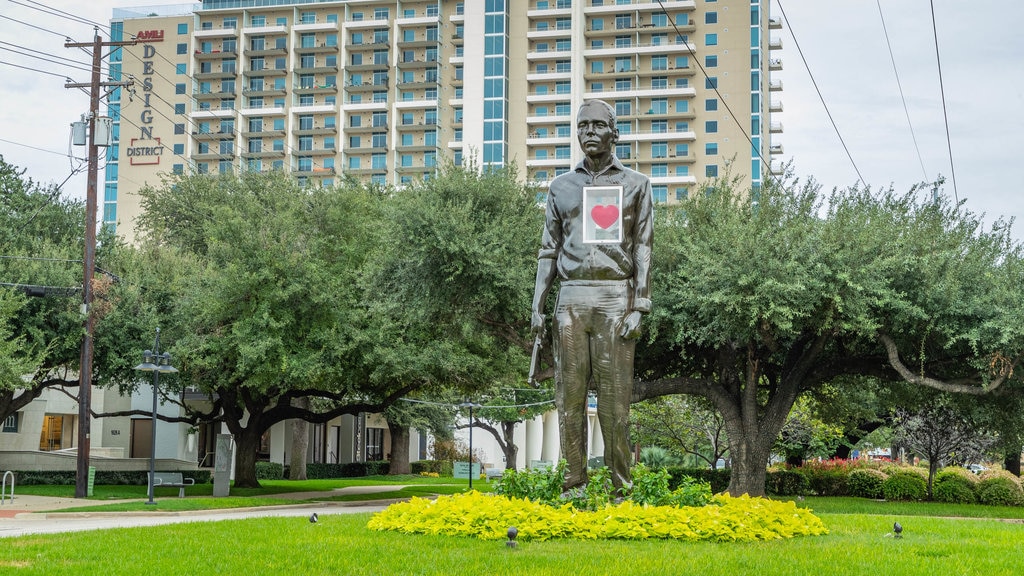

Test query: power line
[876,0,929,183]
[655,0,785,190]
[0,136,73,157]
[0,44,97,74]
[0,13,72,39]
[0,58,75,80]
[929,0,958,203]
[10,0,110,36]
[775,0,866,188]
[0,40,94,68]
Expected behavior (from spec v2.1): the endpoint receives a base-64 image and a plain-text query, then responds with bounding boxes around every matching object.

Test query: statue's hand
[619,311,643,340]
[531,311,546,340]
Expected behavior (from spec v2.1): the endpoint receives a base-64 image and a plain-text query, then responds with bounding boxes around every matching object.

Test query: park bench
[151,472,195,498]
[485,467,504,481]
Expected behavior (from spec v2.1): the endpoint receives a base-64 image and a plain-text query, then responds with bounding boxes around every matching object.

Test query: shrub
[255,462,284,480]
[411,460,449,475]
[800,459,871,496]
[978,469,1022,489]
[882,471,927,501]
[976,477,1024,506]
[665,467,730,494]
[765,469,809,496]
[932,470,977,504]
[627,464,712,508]
[847,468,887,499]
[639,446,678,468]
[368,492,828,542]
[493,460,566,505]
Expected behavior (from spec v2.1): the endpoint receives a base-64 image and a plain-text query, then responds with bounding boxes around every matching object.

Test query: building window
[706,165,719,177]
[705,55,718,68]
[174,103,185,114]
[706,12,718,24]
[705,99,718,111]
[175,83,186,94]
[174,123,185,135]
[705,121,718,133]
[652,185,667,203]
[706,33,718,46]
[706,143,718,155]
[176,43,187,55]
[177,23,188,34]
[173,143,184,154]
[706,77,718,89]
[2,413,18,433]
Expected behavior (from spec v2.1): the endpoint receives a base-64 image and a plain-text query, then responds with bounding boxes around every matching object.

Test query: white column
[525,414,544,465]
[589,413,603,460]
[513,421,527,469]
[541,409,560,462]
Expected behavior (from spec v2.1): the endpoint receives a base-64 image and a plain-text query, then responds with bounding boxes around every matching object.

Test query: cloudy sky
[2,0,1023,236]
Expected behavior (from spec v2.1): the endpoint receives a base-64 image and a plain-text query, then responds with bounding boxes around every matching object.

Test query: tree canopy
[636,174,1024,495]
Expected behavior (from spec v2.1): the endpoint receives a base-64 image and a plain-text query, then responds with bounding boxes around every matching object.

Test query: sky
[2,0,1023,237]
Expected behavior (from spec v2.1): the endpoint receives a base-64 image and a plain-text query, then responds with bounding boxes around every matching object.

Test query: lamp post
[459,400,482,490]
[134,327,178,505]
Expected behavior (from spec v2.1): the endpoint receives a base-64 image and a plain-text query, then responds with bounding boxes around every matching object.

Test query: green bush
[664,467,730,494]
[765,469,809,496]
[882,470,927,501]
[11,469,211,486]
[847,468,887,499]
[411,460,450,475]
[932,470,977,504]
[494,460,566,505]
[976,477,1024,506]
[806,468,849,496]
[255,462,284,480]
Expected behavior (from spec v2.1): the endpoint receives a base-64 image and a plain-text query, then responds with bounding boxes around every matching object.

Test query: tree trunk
[232,426,264,488]
[501,421,518,471]
[289,397,309,481]
[1004,448,1022,477]
[388,420,411,475]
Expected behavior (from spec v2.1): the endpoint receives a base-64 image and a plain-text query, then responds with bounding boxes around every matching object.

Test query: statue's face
[576,104,618,159]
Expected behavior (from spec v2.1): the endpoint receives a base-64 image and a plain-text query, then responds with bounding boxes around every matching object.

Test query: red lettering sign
[136,30,164,42]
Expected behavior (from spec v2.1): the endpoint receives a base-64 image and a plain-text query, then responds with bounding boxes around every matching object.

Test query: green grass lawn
[1,508,1021,575]
[14,475,477,512]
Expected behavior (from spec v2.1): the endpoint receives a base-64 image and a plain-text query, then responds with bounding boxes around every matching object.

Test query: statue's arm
[531,257,556,338]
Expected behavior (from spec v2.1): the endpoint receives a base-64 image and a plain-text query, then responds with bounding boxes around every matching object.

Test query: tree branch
[878,332,1014,395]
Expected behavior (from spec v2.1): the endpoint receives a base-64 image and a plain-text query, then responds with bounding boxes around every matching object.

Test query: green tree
[131,171,402,488]
[0,156,141,422]
[357,161,543,473]
[630,395,729,469]
[635,175,1024,496]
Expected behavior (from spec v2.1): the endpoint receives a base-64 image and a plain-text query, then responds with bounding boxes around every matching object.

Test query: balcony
[768,79,783,91]
[240,129,285,138]
[769,58,783,71]
[769,37,783,50]
[194,49,237,61]
[241,149,286,159]
[195,69,238,80]
[295,64,339,75]
[769,143,784,155]
[295,44,340,54]
[191,151,235,161]
[769,121,783,133]
[241,87,286,98]
[294,126,338,136]
[293,147,337,157]
[243,67,287,77]
[293,84,339,96]
[195,26,239,39]
[243,47,288,58]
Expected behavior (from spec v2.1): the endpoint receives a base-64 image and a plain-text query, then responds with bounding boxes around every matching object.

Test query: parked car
[967,464,988,474]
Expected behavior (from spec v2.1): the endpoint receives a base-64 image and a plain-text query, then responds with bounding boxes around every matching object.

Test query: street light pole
[134,328,177,506]
[459,401,482,491]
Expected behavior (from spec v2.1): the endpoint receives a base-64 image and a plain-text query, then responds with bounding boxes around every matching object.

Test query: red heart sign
[591,204,620,229]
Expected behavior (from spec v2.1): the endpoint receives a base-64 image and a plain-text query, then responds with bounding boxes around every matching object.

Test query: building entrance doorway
[38,415,65,451]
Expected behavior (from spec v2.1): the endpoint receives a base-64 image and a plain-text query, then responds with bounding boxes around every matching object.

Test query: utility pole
[65,27,134,499]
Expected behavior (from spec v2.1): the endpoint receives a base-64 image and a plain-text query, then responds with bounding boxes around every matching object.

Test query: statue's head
[576,99,619,159]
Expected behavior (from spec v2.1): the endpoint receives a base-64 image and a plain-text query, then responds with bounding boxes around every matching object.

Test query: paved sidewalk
[0,485,405,539]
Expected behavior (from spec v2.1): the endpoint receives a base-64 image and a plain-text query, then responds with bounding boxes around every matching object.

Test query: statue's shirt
[538,156,653,313]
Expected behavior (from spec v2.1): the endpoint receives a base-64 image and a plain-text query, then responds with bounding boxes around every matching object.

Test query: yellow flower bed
[367,491,827,542]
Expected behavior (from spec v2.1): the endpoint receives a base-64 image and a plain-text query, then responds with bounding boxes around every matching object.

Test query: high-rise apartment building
[106,0,781,237]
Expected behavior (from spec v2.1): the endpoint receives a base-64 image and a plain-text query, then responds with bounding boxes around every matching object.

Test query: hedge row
[762,460,1024,506]
[11,469,213,486]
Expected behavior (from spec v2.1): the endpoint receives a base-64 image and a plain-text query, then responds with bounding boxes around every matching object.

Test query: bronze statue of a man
[531,99,653,491]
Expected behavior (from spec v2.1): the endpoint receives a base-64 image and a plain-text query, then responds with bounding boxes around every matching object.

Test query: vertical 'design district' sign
[129,30,166,166]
